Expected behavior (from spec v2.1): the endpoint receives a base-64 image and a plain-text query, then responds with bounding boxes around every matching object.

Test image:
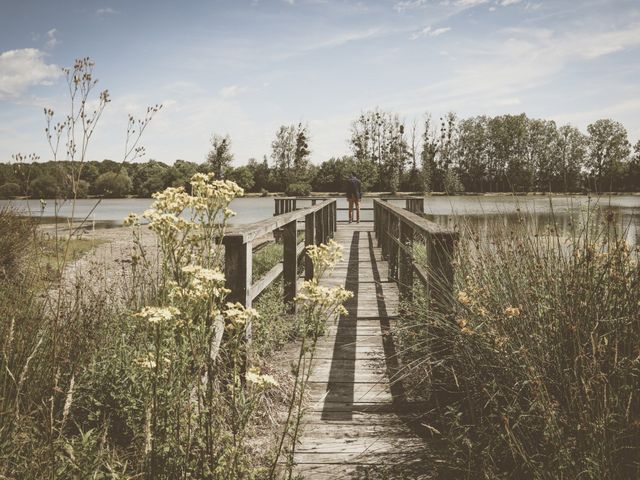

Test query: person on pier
[345,174,362,223]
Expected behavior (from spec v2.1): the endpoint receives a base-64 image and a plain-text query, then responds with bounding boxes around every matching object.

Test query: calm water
[2,195,639,245]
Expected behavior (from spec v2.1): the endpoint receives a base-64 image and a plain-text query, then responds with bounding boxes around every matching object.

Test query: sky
[1,0,639,167]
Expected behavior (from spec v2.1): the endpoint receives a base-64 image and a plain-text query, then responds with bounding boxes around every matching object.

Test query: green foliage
[95,170,133,197]
[207,133,234,178]
[285,182,311,196]
[0,208,34,280]
[0,182,21,198]
[227,165,255,191]
[30,174,60,198]
[399,207,640,478]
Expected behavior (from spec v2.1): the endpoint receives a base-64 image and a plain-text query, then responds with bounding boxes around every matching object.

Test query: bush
[285,182,311,196]
[399,207,640,478]
[30,175,60,199]
[0,182,21,198]
[0,207,34,279]
[94,171,132,198]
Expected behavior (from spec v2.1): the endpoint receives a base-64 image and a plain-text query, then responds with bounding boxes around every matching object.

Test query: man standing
[346,174,362,223]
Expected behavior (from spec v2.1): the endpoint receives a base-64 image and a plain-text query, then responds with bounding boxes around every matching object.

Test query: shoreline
[4,191,640,201]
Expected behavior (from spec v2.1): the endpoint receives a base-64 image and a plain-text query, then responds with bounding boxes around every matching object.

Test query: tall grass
[398,204,640,479]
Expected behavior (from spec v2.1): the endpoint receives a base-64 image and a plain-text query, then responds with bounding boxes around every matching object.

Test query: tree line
[1,111,638,199]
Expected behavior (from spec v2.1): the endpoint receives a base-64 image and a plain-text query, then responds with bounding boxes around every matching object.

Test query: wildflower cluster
[245,367,278,388]
[135,306,181,325]
[225,302,260,331]
[190,172,244,212]
[305,239,343,278]
[296,280,352,317]
[168,265,229,302]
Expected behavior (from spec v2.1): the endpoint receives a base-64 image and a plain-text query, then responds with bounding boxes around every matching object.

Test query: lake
[2,195,639,246]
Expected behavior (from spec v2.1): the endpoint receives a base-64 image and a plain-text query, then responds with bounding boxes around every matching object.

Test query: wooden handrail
[373,198,457,310]
[223,198,338,309]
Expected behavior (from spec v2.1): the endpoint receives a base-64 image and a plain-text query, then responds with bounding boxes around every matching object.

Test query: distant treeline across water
[2,113,638,199]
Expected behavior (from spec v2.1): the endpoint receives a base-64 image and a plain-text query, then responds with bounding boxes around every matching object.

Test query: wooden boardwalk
[293,223,428,479]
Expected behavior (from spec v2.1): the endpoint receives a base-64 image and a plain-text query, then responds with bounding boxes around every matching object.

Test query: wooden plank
[283,220,297,309]
[250,263,282,301]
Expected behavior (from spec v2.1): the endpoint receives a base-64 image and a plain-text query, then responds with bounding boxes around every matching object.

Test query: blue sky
[1,0,639,166]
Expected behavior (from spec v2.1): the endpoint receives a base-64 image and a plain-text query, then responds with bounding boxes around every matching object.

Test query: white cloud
[0,49,62,99]
[45,29,59,48]
[411,26,451,39]
[394,0,427,12]
[219,85,247,98]
[454,0,488,6]
[96,7,117,16]
[500,0,522,6]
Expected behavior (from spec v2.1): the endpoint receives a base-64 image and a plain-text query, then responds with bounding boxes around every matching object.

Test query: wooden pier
[223,197,457,479]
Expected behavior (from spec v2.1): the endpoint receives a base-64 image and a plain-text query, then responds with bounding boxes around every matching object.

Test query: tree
[527,118,558,191]
[586,119,631,191]
[421,114,438,193]
[457,116,489,192]
[0,183,21,199]
[271,124,311,189]
[30,175,60,199]
[556,125,587,192]
[226,166,255,191]
[207,133,234,178]
[95,170,133,198]
[350,109,408,192]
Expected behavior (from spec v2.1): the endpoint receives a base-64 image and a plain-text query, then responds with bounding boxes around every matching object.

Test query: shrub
[285,182,311,196]
[0,182,21,198]
[30,175,60,199]
[399,207,640,478]
[0,208,34,279]
[95,171,133,198]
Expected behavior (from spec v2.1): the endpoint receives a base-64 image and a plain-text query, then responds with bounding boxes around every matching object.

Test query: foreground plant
[399,206,640,479]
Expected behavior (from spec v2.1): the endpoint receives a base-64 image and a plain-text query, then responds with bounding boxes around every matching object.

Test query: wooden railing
[373,199,457,309]
[223,199,337,313]
[275,195,424,223]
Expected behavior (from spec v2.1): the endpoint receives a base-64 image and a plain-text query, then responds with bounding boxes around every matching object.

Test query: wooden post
[315,210,323,246]
[323,205,329,242]
[428,232,456,312]
[399,221,414,302]
[224,239,253,364]
[305,212,316,280]
[283,220,297,312]
[224,239,252,308]
[388,217,398,282]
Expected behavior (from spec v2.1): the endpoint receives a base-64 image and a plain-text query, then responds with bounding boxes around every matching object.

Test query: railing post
[224,239,252,308]
[428,232,456,312]
[283,220,297,312]
[399,221,414,302]
[305,212,316,280]
[315,210,323,246]
[388,217,398,282]
[224,238,253,356]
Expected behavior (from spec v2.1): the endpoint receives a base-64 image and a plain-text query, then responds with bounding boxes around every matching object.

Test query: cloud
[0,49,62,99]
[499,0,522,5]
[394,0,427,12]
[454,0,488,6]
[219,85,248,98]
[45,29,59,48]
[411,26,451,39]
[96,7,117,16]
